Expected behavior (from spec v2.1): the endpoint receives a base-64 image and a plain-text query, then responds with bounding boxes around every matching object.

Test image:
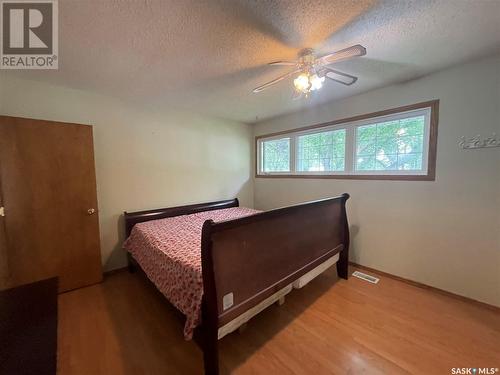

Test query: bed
[123,194,350,375]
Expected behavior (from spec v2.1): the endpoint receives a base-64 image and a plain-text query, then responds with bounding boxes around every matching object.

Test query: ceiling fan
[253,44,366,98]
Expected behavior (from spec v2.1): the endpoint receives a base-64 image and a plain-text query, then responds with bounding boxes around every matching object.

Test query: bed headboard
[124,198,239,237]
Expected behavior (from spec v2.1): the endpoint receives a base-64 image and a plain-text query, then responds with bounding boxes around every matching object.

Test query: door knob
[87,208,96,215]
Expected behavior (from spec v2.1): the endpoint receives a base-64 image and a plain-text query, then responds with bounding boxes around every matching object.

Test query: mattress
[123,206,261,340]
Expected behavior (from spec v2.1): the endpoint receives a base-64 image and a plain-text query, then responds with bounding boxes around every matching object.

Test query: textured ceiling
[4,0,500,123]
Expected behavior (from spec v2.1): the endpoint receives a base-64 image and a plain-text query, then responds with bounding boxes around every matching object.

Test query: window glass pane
[398,153,423,170]
[296,129,346,172]
[355,115,425,172]
[262,137,290,172]
[356,156,376,171]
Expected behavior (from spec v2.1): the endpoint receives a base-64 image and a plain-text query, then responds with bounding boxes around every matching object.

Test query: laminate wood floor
[58,267,500,374]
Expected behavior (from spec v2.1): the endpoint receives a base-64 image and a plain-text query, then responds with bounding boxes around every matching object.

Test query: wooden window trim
[255,100,439,181]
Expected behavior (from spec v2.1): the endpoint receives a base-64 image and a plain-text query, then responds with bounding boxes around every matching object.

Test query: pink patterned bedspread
[123,206,261,340]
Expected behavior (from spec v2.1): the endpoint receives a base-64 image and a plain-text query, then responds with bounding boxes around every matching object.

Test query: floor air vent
[352,271,380,284]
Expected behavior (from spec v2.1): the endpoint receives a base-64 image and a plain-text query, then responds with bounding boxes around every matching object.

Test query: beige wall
[0,75,254,271]
[253,55,500,307]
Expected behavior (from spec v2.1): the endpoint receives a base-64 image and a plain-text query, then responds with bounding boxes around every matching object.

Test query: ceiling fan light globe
[310,74,324,91]
[294,74,310,92]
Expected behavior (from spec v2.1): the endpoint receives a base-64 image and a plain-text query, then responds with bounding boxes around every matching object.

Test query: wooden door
[0,116,102,292]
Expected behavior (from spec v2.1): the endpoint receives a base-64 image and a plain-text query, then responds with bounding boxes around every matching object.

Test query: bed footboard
[200,194,350,375]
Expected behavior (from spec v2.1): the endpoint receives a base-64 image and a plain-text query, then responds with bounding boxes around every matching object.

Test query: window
[256,101,438,180]
[355,115,425,173]
[260,137,290,173]
[297,129,346,172]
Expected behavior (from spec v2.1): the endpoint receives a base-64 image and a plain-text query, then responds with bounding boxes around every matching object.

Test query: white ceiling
[4,0,500,123]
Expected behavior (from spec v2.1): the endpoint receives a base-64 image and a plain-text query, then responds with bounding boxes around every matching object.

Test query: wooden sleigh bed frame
[124,193,350,375]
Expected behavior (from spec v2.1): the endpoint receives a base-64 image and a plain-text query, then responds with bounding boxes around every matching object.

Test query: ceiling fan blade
[321,68,358,85]
[317,44,366,66]
[269,61,297,66]
[253,68,300,93]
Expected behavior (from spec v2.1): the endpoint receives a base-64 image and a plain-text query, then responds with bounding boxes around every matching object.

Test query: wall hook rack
[459,133,499,149]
